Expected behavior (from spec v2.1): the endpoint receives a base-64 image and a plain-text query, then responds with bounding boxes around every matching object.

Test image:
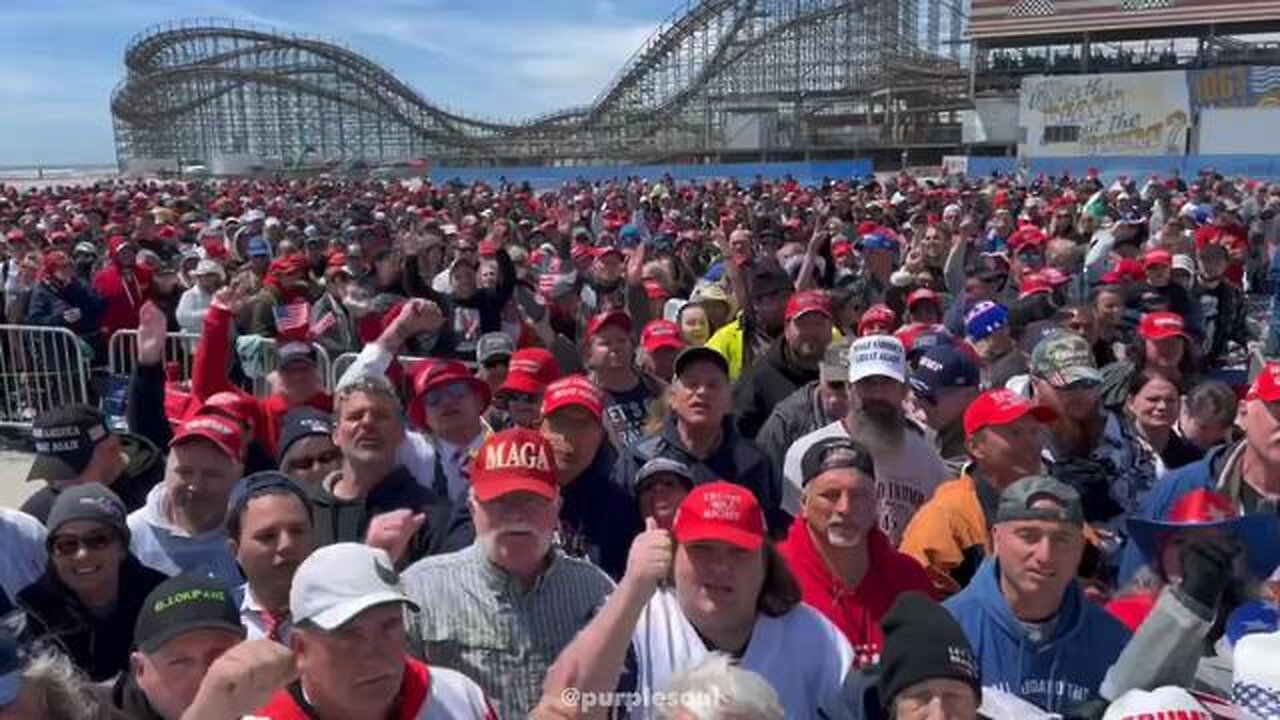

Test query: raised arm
[190,287,244,401]
[542,520,671,715]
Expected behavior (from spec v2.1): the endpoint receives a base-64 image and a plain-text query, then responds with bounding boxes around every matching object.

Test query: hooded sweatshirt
[127,483,243,585]
[942,558,1131,713]
[776,516,934,669]
[93,236,151,338]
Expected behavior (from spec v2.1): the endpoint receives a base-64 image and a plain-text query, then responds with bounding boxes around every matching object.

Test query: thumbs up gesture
[623,517,674,595]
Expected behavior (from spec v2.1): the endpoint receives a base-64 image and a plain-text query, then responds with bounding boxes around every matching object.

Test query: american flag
[273,302,309,335]
[971,0,1280,40]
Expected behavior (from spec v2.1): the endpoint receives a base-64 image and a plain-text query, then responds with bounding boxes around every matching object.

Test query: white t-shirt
[629,590,852,719]
[783,421,949,545]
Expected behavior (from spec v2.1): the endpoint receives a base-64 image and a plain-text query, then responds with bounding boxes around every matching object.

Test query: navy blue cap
[908,345,980,400]
[247,236,271,257]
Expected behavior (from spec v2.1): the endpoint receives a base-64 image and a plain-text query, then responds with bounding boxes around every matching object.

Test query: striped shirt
[401,543,614,719]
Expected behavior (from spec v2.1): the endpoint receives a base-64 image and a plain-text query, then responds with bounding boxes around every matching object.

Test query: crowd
[0,166,1279,719]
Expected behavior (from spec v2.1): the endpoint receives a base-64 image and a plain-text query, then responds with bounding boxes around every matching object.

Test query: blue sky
[0,0,676,166]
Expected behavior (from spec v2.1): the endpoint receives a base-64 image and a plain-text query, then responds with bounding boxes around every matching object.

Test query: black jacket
[308,466,472,566]
[16,556,168,682]
[755,381,829,472]
[733,338,820,439]
[559,442,640,581]
[612,415,789,534]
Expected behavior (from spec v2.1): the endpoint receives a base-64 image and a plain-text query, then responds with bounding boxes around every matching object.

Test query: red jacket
[92,237,151,338]
[187,302,330,455]
[777,515,934,669]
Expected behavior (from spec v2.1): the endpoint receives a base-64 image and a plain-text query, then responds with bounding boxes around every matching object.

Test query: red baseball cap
[1101,258,1146,285]
[1009,227,1047,251]
[542,375,604,420]
[858,304,898,336]
[1018,272,1053,299]
[1039,267,1071,287]
[471,428,559,502]
[1251,362,1280,402]
[412,360,491,407]
[592,246,623,261]
[501,348,561,395]
[1143,249,1173,269]
[583,310,633,343]
[640,320,686,354]
[672,481,766,551]
[964,388,1057,438]
[195,391,260,432]
[785,290,832,323]
[906,288,941,308]
[1138,312,1188,341]
[170,414,245,462]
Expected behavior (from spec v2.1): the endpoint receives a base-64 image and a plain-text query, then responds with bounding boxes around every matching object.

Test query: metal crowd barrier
[109,329,332,395]
[0,325,91,428]
[108,329,203,380]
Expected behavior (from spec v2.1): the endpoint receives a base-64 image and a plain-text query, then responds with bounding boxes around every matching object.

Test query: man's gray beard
[851,404,905,450]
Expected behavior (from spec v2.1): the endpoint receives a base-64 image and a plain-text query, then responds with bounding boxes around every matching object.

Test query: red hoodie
[777,515,934,669]
[92,236,152,338]
[188,302,330,455]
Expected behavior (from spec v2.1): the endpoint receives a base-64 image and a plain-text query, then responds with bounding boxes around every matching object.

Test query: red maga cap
[858,304,898,336]
[171,414,245,462]
[906,288,941,308]
[542,375,604,419]
[785,290,832,322]
[964,388,1057,437]
[672,481,766,551]
[1143,249,1173,269]
[471,428,559,502]
[583,310,633,343]
[641,319,686,354]
[1138,312,1188,341]
[501,348,561,395]
[412,360,490,406]
[1249,361,1280,402]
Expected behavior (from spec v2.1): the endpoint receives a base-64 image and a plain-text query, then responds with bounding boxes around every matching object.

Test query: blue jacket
[943,558,1131,713]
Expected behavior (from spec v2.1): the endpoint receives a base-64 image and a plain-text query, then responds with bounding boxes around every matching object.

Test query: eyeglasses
[286,449,341,471]
[424,381,473,407]
[50,531,116,557]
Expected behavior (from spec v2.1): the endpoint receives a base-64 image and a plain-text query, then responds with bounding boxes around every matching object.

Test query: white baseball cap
[1102,686,1211,720]
[290,543,417,631]
[1234,628,1280,718]
[848,335,907,384]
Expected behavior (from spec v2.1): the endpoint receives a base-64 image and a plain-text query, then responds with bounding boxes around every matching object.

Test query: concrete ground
[0,440,36,510]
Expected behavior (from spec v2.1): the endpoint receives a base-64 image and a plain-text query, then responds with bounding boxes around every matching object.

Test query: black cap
[673,346,729,378]
[134,575,245,654]
[277,341,318,368]
[46,483,129,543]
[27,405,110,484]
[277,407,334,463]
[800,436,876,486]
[877,592,981,710]
[634,457,696,495]
[749,261,792,299]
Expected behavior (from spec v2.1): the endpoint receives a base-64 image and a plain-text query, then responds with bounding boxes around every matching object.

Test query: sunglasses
[286,449,341,471]
[50,531,116,557]
[497,390,541,406]
[425,381,474,407]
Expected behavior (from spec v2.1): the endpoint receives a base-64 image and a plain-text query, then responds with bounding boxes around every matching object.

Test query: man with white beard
[401,428,615,719]
[776,436,933,669]
[783,335,949,545]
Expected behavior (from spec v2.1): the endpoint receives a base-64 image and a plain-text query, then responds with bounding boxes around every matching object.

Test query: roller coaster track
[111,1,966,165]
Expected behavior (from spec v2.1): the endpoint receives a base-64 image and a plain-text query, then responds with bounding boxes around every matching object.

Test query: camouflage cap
[996,475,1084,526]
[1029,331,1101,388]
[819,337,853,383]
